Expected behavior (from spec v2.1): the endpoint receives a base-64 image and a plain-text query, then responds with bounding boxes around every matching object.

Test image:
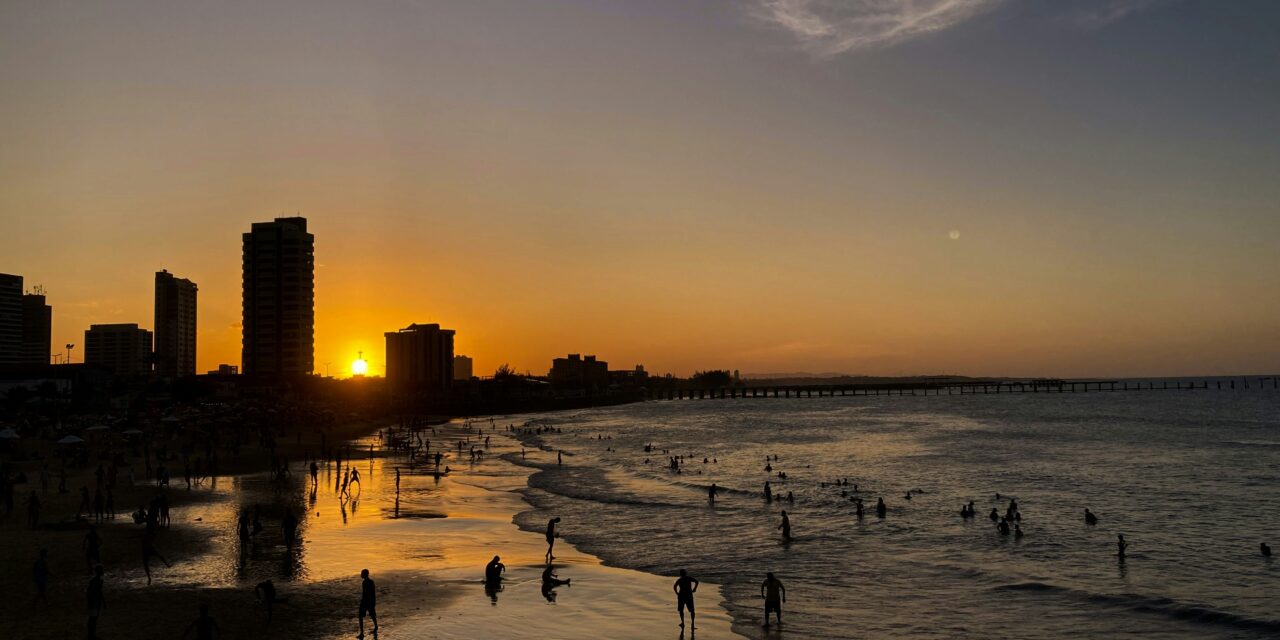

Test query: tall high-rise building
[242,217,314,378]
[154,270,198,378]
[0,273,21,364]
[85,323,152,375]
[22,291,52,365]
[385,323,455,392]
[453,355,473,381]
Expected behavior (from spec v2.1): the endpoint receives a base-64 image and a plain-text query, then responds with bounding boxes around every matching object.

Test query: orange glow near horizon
[3,3,1279,379]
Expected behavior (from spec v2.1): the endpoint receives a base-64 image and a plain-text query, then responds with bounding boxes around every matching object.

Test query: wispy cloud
[1068,0,1174,28]
[752,0,1174,57]
[751,0,1002,57]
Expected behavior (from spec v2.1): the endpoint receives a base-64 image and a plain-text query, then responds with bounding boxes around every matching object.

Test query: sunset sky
[2,0,1278,378]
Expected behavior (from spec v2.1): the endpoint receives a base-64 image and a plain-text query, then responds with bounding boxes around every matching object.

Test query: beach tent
[122,428,144,435]
[56,435,86,445]
[85,424,110,432]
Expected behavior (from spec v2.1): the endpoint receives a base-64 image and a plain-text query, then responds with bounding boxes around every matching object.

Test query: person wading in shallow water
[761,572,786,629]
[673,569,699,629]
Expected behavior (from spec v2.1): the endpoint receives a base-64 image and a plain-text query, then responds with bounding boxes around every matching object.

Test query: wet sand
[1,420,739,639]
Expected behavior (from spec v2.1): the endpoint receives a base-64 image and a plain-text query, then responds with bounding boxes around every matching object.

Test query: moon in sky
[948,230,961,240]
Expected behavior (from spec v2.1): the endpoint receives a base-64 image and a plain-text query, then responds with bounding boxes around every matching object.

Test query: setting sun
[351,354,368,377]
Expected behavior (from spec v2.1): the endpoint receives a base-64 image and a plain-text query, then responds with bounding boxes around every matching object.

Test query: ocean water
[509,386,1280,639]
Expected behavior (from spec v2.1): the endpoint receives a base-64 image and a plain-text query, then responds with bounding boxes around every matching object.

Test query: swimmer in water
[876,498,887,518]
[1014,524,1024,539]
[778,511,792,541]
[989,508,999,522]
[1117,534,1128,560]
[1261,542,1271,557]
[708,483,718,505]
[1085,508,1098,525]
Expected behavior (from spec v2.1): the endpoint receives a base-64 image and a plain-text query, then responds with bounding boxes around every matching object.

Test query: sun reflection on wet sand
[117,420,738,639]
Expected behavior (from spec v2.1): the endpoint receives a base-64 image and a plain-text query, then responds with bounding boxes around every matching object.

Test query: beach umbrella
[57,435,86,445]
[0,428,19,440]
[85,424,110,432]
[161,416,180,423]
[122,428,144,435]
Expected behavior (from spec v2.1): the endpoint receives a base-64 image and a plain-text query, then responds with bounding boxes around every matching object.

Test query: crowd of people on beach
[6,409,1277,639]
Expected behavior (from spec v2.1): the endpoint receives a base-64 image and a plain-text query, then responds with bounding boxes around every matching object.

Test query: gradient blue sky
[2,0,1277,377]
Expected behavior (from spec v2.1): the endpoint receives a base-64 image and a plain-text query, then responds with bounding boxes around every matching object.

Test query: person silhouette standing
[255,579,286,622]
[1117,534,1128,561]
[760,572,785,629]
[876,498,887,518]
[545,517,561,562]
[83,527,102,573]
[673,569,699,629]
[708,483,718,505]
[33,548,51,604]
[181,603,221,640]
[778,511,792,542]
[485,556,506,584]
[86,564,105,640]
[358,569,377,638]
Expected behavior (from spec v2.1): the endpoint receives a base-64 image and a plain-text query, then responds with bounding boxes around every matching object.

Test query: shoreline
[0,415,742,639]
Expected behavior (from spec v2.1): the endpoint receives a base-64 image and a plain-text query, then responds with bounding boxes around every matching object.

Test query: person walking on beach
[86,564,105,640]
[778,511,793,542]
[673,569,699,629]
[358,569,378,638]
[142,527,171,585]
[546,517,562,562]
[760,572,785,629]
[181,603,221,640]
